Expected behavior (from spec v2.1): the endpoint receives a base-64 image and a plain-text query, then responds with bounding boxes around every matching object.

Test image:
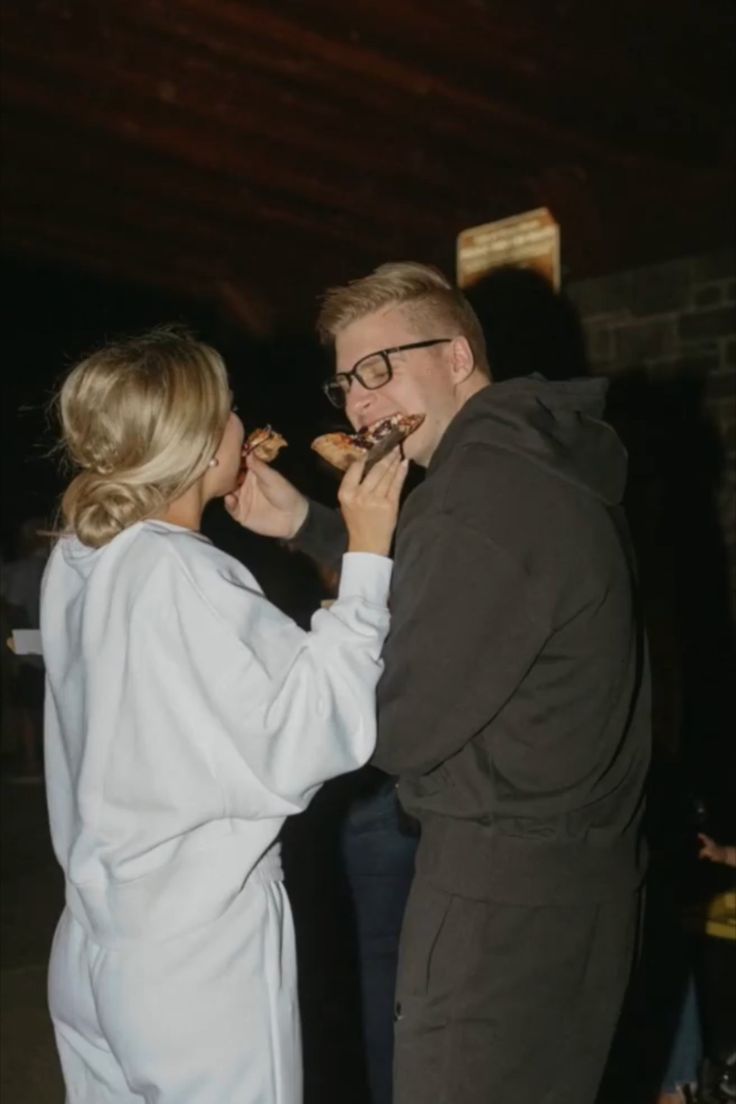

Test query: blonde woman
[41,327,408,1103]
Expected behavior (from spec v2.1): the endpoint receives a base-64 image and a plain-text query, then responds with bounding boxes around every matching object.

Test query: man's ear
[449,336,475,385]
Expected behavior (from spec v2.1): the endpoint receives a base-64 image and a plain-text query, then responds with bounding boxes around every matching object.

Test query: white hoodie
[41,520,391,945]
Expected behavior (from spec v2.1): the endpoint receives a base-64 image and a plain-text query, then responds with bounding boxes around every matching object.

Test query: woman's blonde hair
[317,261,489,373]
[57,326,230,548]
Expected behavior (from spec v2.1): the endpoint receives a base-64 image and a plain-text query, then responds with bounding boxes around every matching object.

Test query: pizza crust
[310,433,367,472]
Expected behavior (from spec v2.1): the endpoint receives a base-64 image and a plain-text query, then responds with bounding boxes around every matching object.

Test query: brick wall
[567,248,736,617]
[566,250,734,765]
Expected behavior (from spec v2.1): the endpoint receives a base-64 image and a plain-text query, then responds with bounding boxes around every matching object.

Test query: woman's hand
[339,449,409,557]
[225,453,309,539]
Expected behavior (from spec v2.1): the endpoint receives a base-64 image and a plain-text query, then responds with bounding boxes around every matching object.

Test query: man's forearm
[288,500,347,573]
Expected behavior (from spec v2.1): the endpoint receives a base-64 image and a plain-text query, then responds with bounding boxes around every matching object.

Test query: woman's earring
[209,457,219,468]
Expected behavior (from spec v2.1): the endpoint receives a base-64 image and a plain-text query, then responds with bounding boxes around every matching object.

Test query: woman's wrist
[347,539,390,556]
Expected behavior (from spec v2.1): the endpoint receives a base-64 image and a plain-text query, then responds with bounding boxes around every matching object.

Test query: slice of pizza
[243,425,288,463]
[237,425,288,486]
[308,432,367,472]
[311,413,424,473]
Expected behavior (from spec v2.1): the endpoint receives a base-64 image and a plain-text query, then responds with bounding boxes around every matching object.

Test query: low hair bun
[62,473,166,549]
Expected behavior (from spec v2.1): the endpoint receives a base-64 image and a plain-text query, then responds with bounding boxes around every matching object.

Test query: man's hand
[698,833,736,867]
[225,453,309,540]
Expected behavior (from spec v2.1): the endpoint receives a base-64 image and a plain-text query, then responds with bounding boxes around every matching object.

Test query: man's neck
[461,373,491,405]
[422,375,490,466]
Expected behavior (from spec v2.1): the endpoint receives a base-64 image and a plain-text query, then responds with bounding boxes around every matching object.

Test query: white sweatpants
[48,858,301,1103]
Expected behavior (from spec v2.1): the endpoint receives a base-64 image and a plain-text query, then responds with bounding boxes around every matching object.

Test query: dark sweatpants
[393,875,641,1104]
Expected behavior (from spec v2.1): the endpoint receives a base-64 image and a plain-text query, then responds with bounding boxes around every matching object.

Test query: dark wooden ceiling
[2,0,734,331]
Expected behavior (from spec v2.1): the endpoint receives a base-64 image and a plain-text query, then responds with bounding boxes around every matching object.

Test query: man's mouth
[356,411,406,432]
[358,413,425,447]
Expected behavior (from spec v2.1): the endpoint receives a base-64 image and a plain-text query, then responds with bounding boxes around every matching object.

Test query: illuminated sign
[457,207,560,290]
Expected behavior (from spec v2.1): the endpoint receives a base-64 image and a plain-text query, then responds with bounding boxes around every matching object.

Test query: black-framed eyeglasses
[322,338,452,408]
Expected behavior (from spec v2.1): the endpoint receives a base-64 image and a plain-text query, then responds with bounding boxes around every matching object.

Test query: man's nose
[345,381,376,426]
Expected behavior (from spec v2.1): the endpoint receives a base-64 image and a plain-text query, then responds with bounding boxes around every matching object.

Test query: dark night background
[1,254,330,553]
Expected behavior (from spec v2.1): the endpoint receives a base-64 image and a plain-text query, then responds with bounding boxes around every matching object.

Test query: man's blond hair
[317,262,489,374]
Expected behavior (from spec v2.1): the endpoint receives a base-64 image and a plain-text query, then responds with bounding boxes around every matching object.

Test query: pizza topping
[357,413,424,448]
[237,425,288,485]
[311,413,424,472]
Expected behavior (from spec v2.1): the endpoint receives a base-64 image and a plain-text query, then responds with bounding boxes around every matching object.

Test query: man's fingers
[245,452,265,473]
[245,452,276,483]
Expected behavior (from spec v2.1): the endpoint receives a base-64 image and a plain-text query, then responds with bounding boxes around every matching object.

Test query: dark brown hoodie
[299,375,651,905]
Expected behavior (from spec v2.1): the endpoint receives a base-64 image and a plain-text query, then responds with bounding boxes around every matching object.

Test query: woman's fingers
[337,444,409,555]
[339,456,367,496]
[358,447,403,494]
[387,456,410,499]
[339,451,399,506]
[368,449,409,502]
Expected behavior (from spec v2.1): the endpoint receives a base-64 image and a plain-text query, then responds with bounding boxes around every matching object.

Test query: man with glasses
[226,262,650,1104]
[322,338,454,410]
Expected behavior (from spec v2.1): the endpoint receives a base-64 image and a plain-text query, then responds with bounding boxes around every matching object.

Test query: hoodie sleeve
[373,512,549,778]
[289,499,347,573]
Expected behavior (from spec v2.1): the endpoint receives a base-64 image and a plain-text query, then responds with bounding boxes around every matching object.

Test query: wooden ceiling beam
[0,25,548,196]
[159,0,731,166]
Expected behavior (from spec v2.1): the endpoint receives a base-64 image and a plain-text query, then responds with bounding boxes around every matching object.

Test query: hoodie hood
[58,535,106,580]
[54,520,196,583]
[430,374,627,506]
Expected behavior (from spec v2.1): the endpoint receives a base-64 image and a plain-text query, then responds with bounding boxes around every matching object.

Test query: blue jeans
[661,973,702,1094]
[341,778,418,1104]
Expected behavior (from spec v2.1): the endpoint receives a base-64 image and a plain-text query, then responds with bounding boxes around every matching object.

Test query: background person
[1,516,49,781]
